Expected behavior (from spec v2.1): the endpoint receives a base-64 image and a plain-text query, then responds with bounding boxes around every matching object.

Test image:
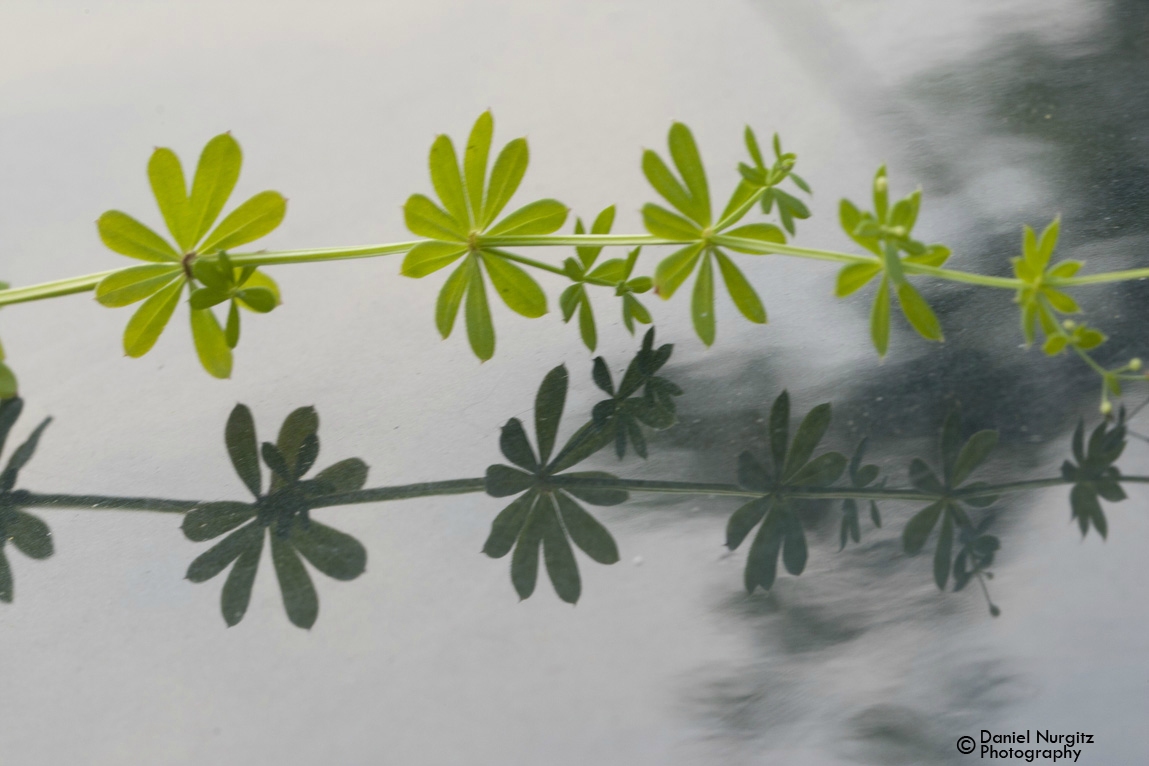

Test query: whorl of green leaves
[1061,410,1127,539]
[182,403,368,629]
[643,124,797,346]
[483,365,622,603]
[835,166,951,355]
[94,133,284,378]
[726,391,847,592]
[401,111,567,360]
[902,406,999,592]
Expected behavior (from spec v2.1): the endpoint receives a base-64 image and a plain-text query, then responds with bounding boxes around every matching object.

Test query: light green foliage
[182,404,368,628]
[644,123,797,345]
[95,133,284,377]
[402,111,567,361]
[1011,217,1092,353]
[558,209,654,350]
[836,166,949,355]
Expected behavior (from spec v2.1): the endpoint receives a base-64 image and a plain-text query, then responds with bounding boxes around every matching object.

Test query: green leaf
[198,191,286,254]
[234,287,275,314]
[486,199,568,237]
[183,502,256,542]
[404,194,467,241]
[783,402,831,479]
[0,399,20,459]
[642,150,700,225]
[578,298,597,351]
[188,133,243,246]
[8,510,52,559]
[429,134,471,229]
[465,262,495,361]
[667,122,711,225]
[952,430,998,486]
[788,451,846,486]
[1045,289,1079,313]
[499,417,538,471]
[313,458,369,493]
[402,242,468,278]
[714,251,766,324]
[535,365,567,465]
[835,262,881,297]
[220,531,262,627]
[717,180,759,229]
[480,252,547,317]
[123,276,184,357]
[271,533,318,629]
[721,223,786,253]
[190,308,233,379]
[903,501,943,554]
[273,406,318,490]
[744,126,765,168]
[0,550,10,603]
[293,521,367,581]
[691,252,716,346]
[235,270,280,309]
[576,205,616,268]
[642,204,702,241]
[745,506,784,591]
[484,491,536,558]
[97,211,181,262]
[485,464,535,498]
[769,391,790,475]
[147,147,193,251]
[1048,260,1082,279]
[435,258,472,338]
[872,165,889,222]
[587,259,629,284]
[225,302,240,348]
[726,497,769,550]
[189,287,228,310]
[1034,216,1060,268]
[896,281,943,341]
[781,511,807,576]
[871,277,891,355]
[909,458,944,495]
[464,112,494,223]
[653,243,704,300]
[554,491,619,564]
[556,472,627,506]
[482,137,528,228]
[0,364,15,400]
[930,509,953,590]
[511,504,545,599]
[95,264,183,307]
[541,498,581,603]
[904,245,950,268]
[186,522,261,583]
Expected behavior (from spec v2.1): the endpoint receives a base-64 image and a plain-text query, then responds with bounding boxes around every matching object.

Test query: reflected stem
[18,473,1149,515]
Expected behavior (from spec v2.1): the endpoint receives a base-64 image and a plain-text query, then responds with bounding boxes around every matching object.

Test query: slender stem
[481,234,680,248]
[900,263,1021,289]
[0,270,119,307]
[310,478,488,507]
[221,241,419,266]
[1052,268,1149,287]
[23,470,1138,517]
[484,248,568,277]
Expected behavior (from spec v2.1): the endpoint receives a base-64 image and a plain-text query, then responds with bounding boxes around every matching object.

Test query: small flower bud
[1130,358,1142,371]
[1100,400,1113,416]
[1062,320,1076,330]
[875,176,888,193]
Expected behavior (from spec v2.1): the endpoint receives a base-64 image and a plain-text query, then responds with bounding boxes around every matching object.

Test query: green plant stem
[0,234,1139,312]
[0,270,119,306]
[18,471,1136,516]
